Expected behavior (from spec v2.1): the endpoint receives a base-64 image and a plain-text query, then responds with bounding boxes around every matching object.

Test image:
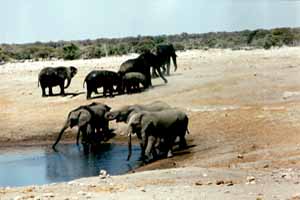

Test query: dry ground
[1,47,300,199]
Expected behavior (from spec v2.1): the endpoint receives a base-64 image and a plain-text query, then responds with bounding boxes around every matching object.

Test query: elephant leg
[156,66,168,84]
[152,67,159,78]
[179,134,187,149]
[60,83,65,96]
[103,87,107,97]
[49,87,53,96]
[76,127,81,145]
[41,86,47,97]
[109,85,114,97]
[144,135,156,162]
[166,58,171,76]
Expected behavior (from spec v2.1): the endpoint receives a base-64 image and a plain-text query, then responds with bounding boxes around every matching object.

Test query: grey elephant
[105,101,171,123]
[83,70,121,99]
[52,102,111,150]
[126,109,189,162]
[152,44,178,77]
[118,51,168,89]
[122,72,147,94]
[38,66,77,97]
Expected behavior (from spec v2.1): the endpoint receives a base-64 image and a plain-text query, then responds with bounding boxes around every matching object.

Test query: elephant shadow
[47,92,85,98]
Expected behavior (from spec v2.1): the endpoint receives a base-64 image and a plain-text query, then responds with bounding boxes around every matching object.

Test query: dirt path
[1,47,300,199]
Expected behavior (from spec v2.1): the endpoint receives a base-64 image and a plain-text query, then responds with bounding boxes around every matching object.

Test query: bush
[62,43,81,60]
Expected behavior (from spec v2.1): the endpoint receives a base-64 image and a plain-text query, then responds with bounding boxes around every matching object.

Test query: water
[0,143,141,187]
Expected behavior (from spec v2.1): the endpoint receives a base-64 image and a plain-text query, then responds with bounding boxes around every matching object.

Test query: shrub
[62,43,81,60]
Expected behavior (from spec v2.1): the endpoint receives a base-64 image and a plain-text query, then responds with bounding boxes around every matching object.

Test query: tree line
[0,27,299,63]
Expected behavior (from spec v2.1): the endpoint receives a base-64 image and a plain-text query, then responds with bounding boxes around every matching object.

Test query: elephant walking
[153,44,178,76]
[118,51,167,89]
[83,70,121,99]
[38,66,77,97]
[52,102,111,150]
[126,109,189,162]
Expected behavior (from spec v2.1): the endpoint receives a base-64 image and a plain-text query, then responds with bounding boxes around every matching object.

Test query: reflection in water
[0,143,141,187]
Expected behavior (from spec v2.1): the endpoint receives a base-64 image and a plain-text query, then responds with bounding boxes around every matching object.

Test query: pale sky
[1,0,300,44]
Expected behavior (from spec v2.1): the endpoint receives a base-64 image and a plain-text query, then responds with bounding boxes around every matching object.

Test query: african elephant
[126,109,189,162]
[38,66,77,97]
[52,102,111,150]
[118,51,167,89]
[122,72,147,94]
[105,101,171,123]
[153,44,177,76]
[83,70,121,99]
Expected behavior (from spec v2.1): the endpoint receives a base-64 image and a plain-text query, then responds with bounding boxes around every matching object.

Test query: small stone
[207,181,213,185]
[246,176,256,184]
[216,180,225,185]
[140,187,146,192]
[237,154,244,159]
[77,191,87,196]
[263,164,269,168]
[202,173,208,177]
[99,169,109,179]
[225,180,234,186]
[43,193,55,198]
[195,181,203,186]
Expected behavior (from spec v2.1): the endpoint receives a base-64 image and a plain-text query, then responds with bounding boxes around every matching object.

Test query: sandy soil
[1,47,300,199]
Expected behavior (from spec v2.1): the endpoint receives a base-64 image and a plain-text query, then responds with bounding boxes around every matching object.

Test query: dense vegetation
[0,27,299,63]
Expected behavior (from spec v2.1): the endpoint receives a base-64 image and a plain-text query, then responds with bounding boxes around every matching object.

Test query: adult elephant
[126,109,189,162]
[52,102,111,151]
[38,66,77,97]
[118,51,167,89]
[153,44,178,76]
[105,101,171,123]
[83,70,121,99]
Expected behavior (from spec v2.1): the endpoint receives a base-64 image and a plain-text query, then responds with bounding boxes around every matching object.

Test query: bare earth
[1,47,300,199]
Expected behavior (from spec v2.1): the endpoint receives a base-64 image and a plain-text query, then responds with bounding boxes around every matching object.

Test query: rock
[195,181,203,186]
[225,180,234,186]
[43,193,55,198]
[263,164,269,168]
[246,176,256,184]
[216,180,225,185]
[237,154,244,159]
[99,169,109,179]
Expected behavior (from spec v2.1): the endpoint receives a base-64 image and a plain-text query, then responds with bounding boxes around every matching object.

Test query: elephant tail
[186,128,190,134]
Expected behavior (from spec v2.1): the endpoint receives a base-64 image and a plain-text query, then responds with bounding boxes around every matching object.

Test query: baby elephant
[122,72,147,94]
[38,66,77,97]
[83,70,121,99]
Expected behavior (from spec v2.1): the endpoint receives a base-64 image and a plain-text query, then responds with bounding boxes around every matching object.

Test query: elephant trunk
[52,121,69,150]
[64,78,71,89]
[172,54,177,72]
[127,132,132,161]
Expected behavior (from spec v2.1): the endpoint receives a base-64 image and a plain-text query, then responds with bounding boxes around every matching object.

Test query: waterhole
[0,143,141,187]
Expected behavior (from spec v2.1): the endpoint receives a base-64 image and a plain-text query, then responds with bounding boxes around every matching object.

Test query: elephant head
[52,106,93,150]
[64,66,78,88]
[105,106,137,123]
[127,112,156,161]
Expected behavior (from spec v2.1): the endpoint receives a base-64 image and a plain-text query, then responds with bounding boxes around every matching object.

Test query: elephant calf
[38,66,77,97]
[122,72,147,94]
[83,70,121,99]
[127,109,189,162]
[52,102,111,150]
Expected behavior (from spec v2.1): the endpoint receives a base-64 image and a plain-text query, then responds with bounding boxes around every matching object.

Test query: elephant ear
[78,110,92,127]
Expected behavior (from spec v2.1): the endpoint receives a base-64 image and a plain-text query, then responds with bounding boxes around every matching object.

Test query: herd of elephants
[38,44,189,163]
